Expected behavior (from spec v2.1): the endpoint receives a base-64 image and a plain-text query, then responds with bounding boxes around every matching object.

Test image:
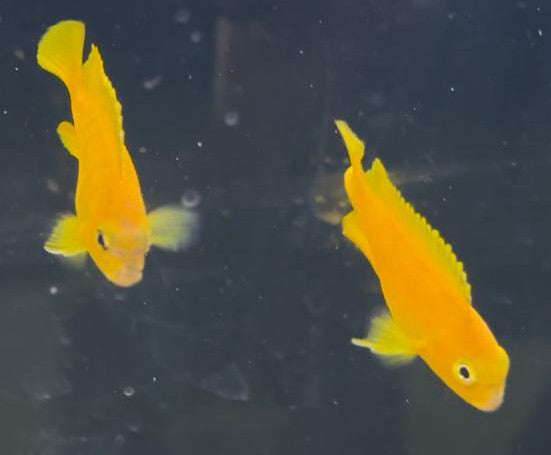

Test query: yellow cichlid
[38,20,198,287]
[335,120,509,412]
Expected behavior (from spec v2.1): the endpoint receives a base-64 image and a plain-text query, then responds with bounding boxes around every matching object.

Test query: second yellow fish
[38,20,197,286]
[335,120,509,411]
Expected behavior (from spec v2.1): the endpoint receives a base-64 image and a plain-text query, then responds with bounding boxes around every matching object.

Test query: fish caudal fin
[148,206,199,251]
[37,20,84,90]
[352,311,418,366]
[45,214,86,256]
[335,120,364,165]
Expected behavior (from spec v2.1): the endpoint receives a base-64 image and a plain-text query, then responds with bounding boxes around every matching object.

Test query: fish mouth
[111,266,143,287]
[477,384,505,412]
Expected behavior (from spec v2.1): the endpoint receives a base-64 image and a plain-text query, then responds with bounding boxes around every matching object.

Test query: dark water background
[0,0,549,454]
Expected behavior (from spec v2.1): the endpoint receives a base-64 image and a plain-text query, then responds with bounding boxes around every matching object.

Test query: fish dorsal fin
[351,310,418,366]
[335,120,472,304]
[81,44,124,168]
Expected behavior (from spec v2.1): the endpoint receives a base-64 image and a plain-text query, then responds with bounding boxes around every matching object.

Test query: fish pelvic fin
[57,121,79,158]
[352,311,418,366]
[336,120,472,304]
[37,20,84,91]
[148,206,199,251]
[44,214,86,257]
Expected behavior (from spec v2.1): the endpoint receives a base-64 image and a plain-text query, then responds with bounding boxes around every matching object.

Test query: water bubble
[46,178,61,194]
[142,75,163,90]
[175,8,191,24]
[13,48,25,60]
[196,141,203,148]
[49,286,58,295]
[190,31,202,43]
[138,146,147,153]
[123,386,135,397]
[181,190,201,208]
[449,86,455,93]
[114,434,125,445]
[224,110,240,127]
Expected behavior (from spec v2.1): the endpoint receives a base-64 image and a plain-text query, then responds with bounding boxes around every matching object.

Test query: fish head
[86,218,150,287]
[423,309,510,412]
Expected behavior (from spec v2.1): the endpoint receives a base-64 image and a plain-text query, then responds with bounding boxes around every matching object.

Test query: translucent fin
[60,252,87,269]
[148,206,199,251]
[351,311,418,366]
[57,121,79,157]
[336,120,472,303]
[44,214,86,256]
[342,211,374,264]
[37,20,84,90]
[81,44,125,158]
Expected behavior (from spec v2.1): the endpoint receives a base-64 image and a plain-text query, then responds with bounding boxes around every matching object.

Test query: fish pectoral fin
[352,311,418,366]
[57,121,79,157]
[342,210,374,264]
[148,205,199,251]
[44,214,86,256]
[60,252,87,269]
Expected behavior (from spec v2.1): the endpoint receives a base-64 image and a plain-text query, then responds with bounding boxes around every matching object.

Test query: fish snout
[477,384,505,412]
[111,265,144,287]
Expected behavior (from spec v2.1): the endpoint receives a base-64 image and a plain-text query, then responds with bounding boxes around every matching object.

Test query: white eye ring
[455,363,475,384]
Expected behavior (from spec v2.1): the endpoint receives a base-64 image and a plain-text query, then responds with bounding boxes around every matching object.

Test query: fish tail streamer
[37,20,84,91]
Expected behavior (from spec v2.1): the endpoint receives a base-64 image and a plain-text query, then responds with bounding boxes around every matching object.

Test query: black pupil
[97,231,107,250]
[459,366,470,380]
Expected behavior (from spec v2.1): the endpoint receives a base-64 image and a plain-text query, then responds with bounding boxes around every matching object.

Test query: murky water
[0,1,548,454]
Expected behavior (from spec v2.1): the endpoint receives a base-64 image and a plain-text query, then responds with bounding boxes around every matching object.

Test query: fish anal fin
[148,206,199,251]
[352,311,418,366]
[57,121,79,157]
[342,211,374,264]
[44,214,86,256]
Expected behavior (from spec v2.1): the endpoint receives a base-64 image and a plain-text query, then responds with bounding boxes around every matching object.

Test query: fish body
[38,20,197,286]
[336,120,509,412]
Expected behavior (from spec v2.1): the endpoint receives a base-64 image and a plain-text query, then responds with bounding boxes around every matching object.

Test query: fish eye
[97,230,108,250]
[454,362,475,385]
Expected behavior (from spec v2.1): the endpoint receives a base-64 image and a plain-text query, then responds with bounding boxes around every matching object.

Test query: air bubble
[175,8,191,24]
[190,31,202,43]
[123,386,135,397]
[224,111,240,127]
[181,190,201,208]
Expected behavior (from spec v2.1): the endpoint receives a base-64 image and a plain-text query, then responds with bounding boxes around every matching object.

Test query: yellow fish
[335,120,509,412]
[38,20,197,287]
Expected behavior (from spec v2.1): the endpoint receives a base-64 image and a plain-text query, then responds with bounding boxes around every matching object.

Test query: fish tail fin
[352,310,418,366]
[37,20,84,90]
